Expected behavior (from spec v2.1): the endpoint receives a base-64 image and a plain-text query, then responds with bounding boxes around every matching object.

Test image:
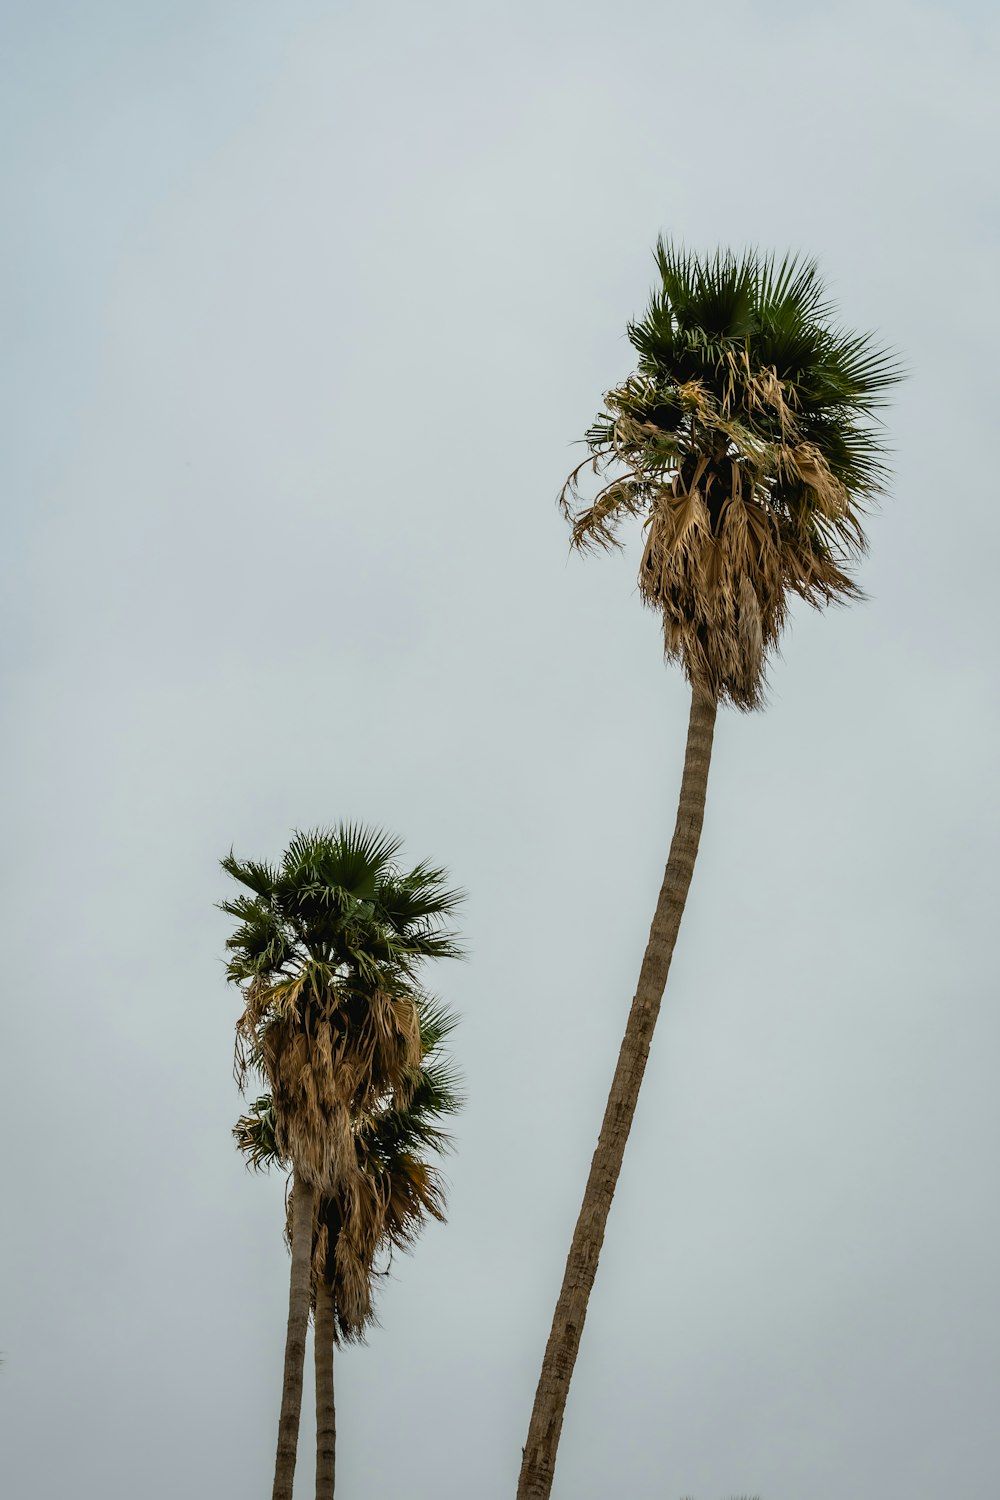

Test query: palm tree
[517,243,901,1500]
[221,826,462,1500]
[235,999,463,1499]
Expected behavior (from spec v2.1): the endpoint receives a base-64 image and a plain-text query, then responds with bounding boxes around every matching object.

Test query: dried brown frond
[285,1136,451,1345]
[565,474,650,552]
[557,453,603,524]
[674,379,715,423]
[330,1172,382,1338]
[242,972,421,1195]
[784,442,849,517]
[739,359,797,431]
[564,377,864,708]
[233,976,274,1091]
[639,480,801,710]
[381,1155,447,1244]
[325,1150,447,1342]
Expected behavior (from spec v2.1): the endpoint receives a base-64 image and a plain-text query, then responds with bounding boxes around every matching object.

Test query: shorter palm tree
[235,997,463,1499]
[222,824,462,1500]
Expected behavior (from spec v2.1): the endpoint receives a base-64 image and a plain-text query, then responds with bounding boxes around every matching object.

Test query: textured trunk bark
[314,1280,337,1499]
[516,688,718,1500]
[272,1175,316,1500]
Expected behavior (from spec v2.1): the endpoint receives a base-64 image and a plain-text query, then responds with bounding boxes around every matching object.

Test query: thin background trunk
[272,1175,316,1500]
[517,688,718,1500]
[314,1279,337,1499]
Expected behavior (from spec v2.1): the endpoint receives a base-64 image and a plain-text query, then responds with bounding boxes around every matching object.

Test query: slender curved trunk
[272,1175,316,1500]
[517,688,717,1500]
[314,1279,337,1499]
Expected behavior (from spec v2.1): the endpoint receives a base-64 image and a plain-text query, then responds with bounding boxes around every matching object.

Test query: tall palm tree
[235,998,463,1499]
[221,826,462,1500]
[517,243,901,1500]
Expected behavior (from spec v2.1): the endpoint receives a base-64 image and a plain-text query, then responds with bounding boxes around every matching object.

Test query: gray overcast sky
[2,2,998,1497]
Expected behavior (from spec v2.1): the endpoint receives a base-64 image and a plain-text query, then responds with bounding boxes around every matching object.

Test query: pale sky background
[2,2,999,1497]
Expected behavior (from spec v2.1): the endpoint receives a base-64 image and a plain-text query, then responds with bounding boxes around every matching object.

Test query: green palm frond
[220,825,464,989]
[414,994,460,1048]
[233,1095,284,1172]
[387,857,467,915]
[219,853,280,900]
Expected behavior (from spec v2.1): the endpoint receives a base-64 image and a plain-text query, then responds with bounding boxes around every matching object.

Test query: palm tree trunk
[272,1175,316,1500]
[314,1279,337,1499]
[516,687,717,1500]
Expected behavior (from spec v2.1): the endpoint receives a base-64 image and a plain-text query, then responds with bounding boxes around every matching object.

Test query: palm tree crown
[222,825,463,1196]
[561,240,903,708]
